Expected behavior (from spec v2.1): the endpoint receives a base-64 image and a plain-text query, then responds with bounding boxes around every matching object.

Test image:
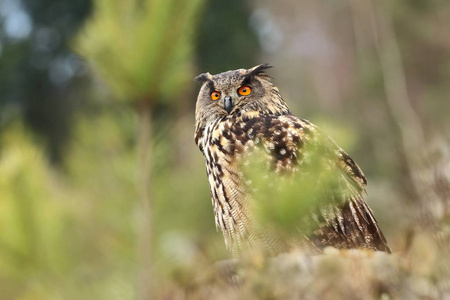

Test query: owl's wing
[251,114,390,253]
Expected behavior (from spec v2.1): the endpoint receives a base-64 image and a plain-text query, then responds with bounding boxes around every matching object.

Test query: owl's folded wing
[257,114,391,253]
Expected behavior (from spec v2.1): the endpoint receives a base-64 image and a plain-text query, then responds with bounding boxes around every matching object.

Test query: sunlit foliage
[76,0,204,102]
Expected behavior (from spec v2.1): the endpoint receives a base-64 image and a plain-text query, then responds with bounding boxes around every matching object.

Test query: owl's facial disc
[195,64,279,125]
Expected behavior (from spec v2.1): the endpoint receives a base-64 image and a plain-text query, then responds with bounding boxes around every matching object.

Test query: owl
[194,64,390,256]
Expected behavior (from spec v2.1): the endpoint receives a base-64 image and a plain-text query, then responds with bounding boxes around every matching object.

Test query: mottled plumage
[194,65,390,255]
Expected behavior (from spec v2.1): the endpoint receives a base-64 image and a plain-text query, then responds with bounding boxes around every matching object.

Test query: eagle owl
[194,64,390,256]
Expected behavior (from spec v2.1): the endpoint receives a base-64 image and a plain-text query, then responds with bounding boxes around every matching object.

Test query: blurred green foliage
[76,1,207,298]
[0,124,75,299]
[0,0,449,299]
[76,0,204,102]
[0,112,222,299]
[246,136,347,236]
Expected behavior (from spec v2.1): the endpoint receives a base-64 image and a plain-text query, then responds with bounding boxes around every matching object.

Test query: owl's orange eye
[211,91,221,101]
[238,85,252,96]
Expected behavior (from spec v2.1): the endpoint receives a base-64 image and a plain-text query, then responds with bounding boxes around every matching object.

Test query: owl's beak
[224,96,233,114]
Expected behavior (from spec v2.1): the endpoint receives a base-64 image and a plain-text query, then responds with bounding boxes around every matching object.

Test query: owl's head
[194,64,290,127]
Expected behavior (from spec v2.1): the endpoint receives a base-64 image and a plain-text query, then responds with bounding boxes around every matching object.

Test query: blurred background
[0,0,449,299]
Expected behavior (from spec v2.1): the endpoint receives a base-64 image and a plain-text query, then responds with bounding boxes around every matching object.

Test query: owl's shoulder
[226,112,316,141]
[234,112,368,190]
[197,113,367,191]
[199,113,316,153]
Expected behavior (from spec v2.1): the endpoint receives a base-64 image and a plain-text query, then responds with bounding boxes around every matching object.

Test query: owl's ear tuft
[249,64,273,76]
[194,72,213,82]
